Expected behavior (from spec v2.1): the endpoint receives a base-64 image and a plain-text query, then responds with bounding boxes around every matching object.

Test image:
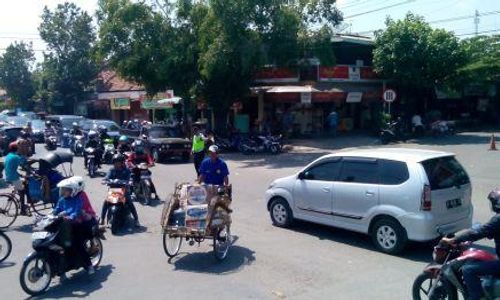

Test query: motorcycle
[71,135,85,156]
[102,139,116,164]
[103,179,130,235]
[412,231,500,300]
[45,135,58,151]
[84,147,99,178]
[380,120,409,145]
[19,215,104,296]
[132,163,154,205]
[431,120,455,137]
[240,134,282,155]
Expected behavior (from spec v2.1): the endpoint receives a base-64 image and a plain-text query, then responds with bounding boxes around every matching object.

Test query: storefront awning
[266,86,319,93]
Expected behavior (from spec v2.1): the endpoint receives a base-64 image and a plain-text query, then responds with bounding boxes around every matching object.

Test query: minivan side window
[339,160,378,184]
[303,160,341,181]
[379,159,409,185]
[421,156,470,190]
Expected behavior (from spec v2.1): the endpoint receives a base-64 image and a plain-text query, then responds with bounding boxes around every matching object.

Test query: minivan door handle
[365,191,375,197]
[322,187,331,193]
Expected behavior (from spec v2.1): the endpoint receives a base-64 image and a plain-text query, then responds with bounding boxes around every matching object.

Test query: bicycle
[0,230,12,263]
[0,178,55,229]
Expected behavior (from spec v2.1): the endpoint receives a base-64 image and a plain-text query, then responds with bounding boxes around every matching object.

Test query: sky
[0,0,499,62]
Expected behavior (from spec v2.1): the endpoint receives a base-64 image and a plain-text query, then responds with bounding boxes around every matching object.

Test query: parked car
[31,119,46,143]
[122,124,191,162]
[80,119,121,139]
[0,126,24,155]
[265,148,472,254]
[6,116,29,127]
[18,111,41,120]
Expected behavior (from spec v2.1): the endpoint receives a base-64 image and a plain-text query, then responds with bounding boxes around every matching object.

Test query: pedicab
[23,151,74,216]
[161,183,232,261]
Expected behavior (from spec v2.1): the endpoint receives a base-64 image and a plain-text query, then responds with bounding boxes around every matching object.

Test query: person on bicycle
[84,130,103,169]
[198,145,229,186]
[100,154,140,227]
[442,189,500,300]
[4,142,28,214]
[126,140,158,200]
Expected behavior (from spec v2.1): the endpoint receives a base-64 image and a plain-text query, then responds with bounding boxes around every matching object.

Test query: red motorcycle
[412,237,500,299]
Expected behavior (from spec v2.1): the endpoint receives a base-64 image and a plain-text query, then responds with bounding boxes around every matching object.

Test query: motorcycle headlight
[184,144,190,149]
[164,144,170,149]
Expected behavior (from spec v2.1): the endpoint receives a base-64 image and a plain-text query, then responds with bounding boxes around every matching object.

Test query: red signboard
[255,68,299,82]
[360,67,378,80]
[319,66,349,80]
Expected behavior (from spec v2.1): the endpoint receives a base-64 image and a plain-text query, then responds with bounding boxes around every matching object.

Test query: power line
[456,28,500,37]
[344,0,416,19]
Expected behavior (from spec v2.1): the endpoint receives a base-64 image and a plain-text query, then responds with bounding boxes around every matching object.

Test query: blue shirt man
[199,145,229,186]
[4,148,26,182]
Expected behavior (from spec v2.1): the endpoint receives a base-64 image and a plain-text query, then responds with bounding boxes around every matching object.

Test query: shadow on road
[228,152,330,169]
[287,220,433,263]
[11,223,35,233]
[27,264,114,299]
[410,133,492,147]
[0,261,15,268]
[171,237,255,275]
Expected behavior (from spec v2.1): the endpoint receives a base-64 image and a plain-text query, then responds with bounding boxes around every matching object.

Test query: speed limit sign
[383,89,397,103]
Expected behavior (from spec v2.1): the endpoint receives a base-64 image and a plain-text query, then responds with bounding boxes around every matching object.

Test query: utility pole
[474,10,480,36]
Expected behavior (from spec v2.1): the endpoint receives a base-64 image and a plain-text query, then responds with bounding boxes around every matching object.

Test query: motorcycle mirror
[472,222,482,231]
[298,172,305,180]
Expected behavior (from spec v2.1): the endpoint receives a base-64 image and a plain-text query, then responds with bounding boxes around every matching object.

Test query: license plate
[32,231,49,240]
[446,198,462,209]
[141,175,151,179]
[88,155,95,158]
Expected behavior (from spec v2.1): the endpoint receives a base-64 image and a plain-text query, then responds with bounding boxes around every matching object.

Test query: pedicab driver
[198,145,229,186]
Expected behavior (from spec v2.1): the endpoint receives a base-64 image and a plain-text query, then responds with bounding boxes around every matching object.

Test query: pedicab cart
[23,152,74,216]
[161,183,232,261]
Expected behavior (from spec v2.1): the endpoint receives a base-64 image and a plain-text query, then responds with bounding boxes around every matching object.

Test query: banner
[110,98,130,110]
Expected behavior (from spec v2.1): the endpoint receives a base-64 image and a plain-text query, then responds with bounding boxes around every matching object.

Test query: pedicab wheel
[86,237,103,268]
[0,194,19,229]
[213,224,231,261]
[412,272,457,300]
[20,254,52,296]
[0,231,12,263]
[162,231,182,258]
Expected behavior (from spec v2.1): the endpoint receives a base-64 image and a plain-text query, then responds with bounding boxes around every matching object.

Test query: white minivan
[265,148,473,254]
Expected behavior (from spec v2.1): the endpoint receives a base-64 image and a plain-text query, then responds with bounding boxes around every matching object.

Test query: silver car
[265,148,473,254]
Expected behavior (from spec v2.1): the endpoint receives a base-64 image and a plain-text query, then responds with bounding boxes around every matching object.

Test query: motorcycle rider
[442,189,500,300]
[53,177,94,275]
[100,154,140,227]
[126,140,158,200]
[69,122,83,136]
[44,120,57,143]
[84,130,103,169]
[116,135,132,154]
[17,130,32,157]
[97,125,111,142]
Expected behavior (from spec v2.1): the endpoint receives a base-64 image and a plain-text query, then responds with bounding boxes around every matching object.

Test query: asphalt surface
[1,132,499,299]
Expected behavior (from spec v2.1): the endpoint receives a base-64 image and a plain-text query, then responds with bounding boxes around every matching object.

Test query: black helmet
[45,120,52,127]
[20,130,29,139]
[488,189,500,213]
[112,153,126,164]
[132,140,144,154]
[98,125,107,133]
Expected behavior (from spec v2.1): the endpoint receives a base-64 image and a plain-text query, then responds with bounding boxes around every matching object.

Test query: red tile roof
[96,70,144,93]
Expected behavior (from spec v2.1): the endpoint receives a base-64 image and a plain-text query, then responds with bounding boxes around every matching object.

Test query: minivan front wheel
[269,198,293,228]
[371,218,407,254]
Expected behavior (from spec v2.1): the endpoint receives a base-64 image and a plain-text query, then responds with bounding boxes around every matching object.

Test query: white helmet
[57,176,85,197]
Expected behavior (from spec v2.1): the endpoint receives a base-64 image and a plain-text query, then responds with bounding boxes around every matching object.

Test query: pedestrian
[326,108,338,136]
[191,125,206,177]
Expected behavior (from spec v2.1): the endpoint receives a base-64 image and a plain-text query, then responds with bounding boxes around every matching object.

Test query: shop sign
[141,99,175,109]
[300,92,311,104]
[346,92,363,103]
[111,98,130,110]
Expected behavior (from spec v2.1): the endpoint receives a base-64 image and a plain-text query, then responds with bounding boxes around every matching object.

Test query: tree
[39,2,98,113]
[373,13,465,111]
[458,35,500,85]
[0,42,35,109]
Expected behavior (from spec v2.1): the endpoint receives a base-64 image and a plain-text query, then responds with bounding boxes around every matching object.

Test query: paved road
[1,132,498,299]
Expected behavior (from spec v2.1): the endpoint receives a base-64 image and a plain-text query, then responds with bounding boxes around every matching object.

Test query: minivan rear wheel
[269,198,293,228]
[371,218,407,254]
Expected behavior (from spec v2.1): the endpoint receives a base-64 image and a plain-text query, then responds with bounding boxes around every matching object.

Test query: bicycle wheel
[30,199,54,217]
[0,194,19,229]
[0,231,12,263]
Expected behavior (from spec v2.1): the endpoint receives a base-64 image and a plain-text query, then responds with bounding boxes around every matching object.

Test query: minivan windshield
[421,156,470,190]
[148,127,182,139]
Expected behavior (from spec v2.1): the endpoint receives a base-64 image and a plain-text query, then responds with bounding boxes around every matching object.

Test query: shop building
[248,34,386,136]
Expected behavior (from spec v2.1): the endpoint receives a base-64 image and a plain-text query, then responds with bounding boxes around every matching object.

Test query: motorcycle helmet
[45,120,52,127]
[57,176,84,197]
[98,125,107,134]
[72,122,79,128]
[112,153,126,164]
[488,188,500,213]
[88,130,98,140]
[119,135,128,143]
[20,130,29,139]
[132,140,145,155]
